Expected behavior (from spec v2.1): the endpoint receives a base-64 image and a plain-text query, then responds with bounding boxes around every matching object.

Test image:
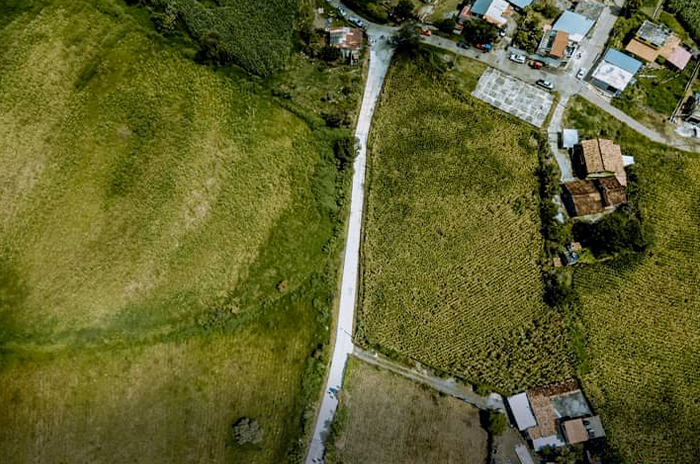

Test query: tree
[462,19,497,45]
[487,411,508,436]
[394,0,414,20]
[434,17,457,34]
[394,23,420,52]
[320,45,342,62]
[623,0,643,17]
[512,12,542,53]
[196,32,228,65]
[231,417,264,445]
[333,135,357,169]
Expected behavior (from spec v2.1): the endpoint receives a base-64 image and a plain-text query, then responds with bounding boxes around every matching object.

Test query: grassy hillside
[0,1,357,463]
[564,97,700,463]
[358,52,573,394]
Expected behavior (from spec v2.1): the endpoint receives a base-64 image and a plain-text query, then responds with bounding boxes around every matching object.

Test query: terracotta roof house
[329,27,363,62]
[577,138,626,186]
[562,180,605,216]
[562,178,626,217]
[549,31,569,59]
[562,418,588,444]
[624,21,692,70]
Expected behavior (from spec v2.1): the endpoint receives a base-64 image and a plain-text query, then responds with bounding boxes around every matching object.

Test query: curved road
[304,13,394,464]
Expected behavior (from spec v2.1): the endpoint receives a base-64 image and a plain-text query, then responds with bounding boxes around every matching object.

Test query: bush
[434,17,456,34]
[462,19,497,45]
[487,411,508,436]
[320,45,342,62]
[334,135,357,170]
[573,204,653,257]
[512,11,542,53]
[231,417,264,445]
[532,1,560,20]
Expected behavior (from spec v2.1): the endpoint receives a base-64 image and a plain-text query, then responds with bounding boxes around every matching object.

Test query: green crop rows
[565,97,700,463]
[358,54,573,394]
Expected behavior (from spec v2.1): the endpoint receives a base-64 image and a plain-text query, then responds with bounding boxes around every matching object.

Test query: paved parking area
[472,68,554,128]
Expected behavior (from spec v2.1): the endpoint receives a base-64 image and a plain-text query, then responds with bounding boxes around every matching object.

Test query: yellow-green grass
[327,357,488,464]
[358,53,573,394]
[564,97,700,463]
[0,1,354,462]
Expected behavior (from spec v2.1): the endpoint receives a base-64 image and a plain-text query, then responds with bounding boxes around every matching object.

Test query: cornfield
[358,56,573,394]
[153,0,299,76]
[565,98,700,463]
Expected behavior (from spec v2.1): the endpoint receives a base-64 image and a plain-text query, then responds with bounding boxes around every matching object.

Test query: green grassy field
[326,357,488,464]
[564,97,700,463]
[0,1,357,463]
[358,52,573,394]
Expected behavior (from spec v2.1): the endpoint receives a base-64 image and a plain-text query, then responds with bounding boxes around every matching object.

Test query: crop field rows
[565,98,700,463]
[359,55,573,394]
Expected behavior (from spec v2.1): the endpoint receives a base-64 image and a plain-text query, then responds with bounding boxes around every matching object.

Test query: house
[591,49,642,96]
[552,11,595,43]
[549,31,570,59]
[624,21,692,70]
[561,177,626,217]
[507,380,603,451]
[562,416,606,444]
[576,138,626,186]
[329,27,363,62]
[468,0,511,28]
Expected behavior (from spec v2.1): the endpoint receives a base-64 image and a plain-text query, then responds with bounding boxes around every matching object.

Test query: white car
[509,53,526,64]
[536,79,554,90]
[337,6,347,17]
[576,68,586,79]
[350,17,365,29]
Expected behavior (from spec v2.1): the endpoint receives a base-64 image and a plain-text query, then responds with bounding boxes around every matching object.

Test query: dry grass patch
[327,358,487,464]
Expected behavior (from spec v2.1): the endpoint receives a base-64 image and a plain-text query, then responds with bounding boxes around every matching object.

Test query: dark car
[457,41,470,50]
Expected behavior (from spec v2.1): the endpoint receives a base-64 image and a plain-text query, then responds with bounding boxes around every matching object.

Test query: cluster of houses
[507,380,606,460]
[538,9,596,67]
[559,133,633,217]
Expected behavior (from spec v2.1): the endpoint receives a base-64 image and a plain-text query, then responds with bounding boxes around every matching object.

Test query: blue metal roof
[604,48,643,75]
[552,11,594,41]
[507,0,533,8]
[471,0,493,16]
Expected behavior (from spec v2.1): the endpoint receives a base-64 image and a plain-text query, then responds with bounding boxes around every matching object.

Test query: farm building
[591,49,642,96]
[624,21,692,70]
[576,138,626,186]
[467,0,511,28]
[561,178,626,217]
[552,11,594,43]
[329,27,363,62]
[507,380,605,451]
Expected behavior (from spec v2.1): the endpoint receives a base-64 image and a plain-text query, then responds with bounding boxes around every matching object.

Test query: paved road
[353,346,507,412]
[304,21,394,464]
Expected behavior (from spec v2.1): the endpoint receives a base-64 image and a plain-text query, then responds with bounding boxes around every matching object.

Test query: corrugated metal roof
[562,129,579,148]
[471,0,493,16]
[604,48,643,75]
[507,392,537,431]
[507,0,533,8]
[552,11,594,42]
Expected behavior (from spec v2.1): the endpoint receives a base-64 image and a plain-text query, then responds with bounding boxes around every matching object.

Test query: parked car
[419,28,432,36]
[337,6,347,17]
[576,68,586,79]
[350,17,365,29]
[536,79,554,90]
[528,60,544,69]
[498,28,507,37]
[509,53,526,64]
[475,43,492,52]
[457,40,470,50]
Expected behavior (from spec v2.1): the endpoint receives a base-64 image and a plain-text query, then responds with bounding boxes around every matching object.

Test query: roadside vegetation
[563,97,700,463]
[358,50,573,395]
[325,357,488,464]
[0,0,361,463]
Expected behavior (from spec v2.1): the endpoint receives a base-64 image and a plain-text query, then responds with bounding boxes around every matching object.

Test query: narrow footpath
[304,29,394,464]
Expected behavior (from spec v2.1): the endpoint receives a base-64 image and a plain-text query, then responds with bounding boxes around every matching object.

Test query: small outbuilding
[562,128,579,149]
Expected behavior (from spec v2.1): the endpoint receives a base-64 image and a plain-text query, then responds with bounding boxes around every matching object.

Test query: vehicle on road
[457,40,470,49]
[350,17,365,29]
[536,79,554,90]
[509,53,526,64]
[337,6,347,17]
[499,28,507,37]
[476,43,492,52]
[528,60,544,69]
[419,28,432,36]
[576,68,586,79]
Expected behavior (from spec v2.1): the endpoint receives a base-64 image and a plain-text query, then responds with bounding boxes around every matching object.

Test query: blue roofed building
[506,0,534,10]
[592,48,643,95]
[552,11,595,42]
[468,0,511,28]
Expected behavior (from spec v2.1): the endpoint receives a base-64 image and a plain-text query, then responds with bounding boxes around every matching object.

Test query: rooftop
[667,46,692,70]
[470,0,493,16]
[329,27,363,50]
[562,128,579,148]
[592,62,635,92]
[550,31,569,59]
[508,392,538,431]
[552,11,595,42]
[507,0,533,9]
[563,418,589,444]
[580,138,626,185]
[562,180,605,216]
[637,20,672,48]
[583,415,606,439]
[625,38,659,62]
[574,0,605,21]
[604,48,643,74]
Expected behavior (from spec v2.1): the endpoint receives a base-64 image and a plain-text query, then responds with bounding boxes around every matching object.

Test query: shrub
[434,17,456,34]
[512,11,542,53]
[231,417,264,445]
[462,19,497,45]
[320,45,342,62]
[486,411,508,436]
